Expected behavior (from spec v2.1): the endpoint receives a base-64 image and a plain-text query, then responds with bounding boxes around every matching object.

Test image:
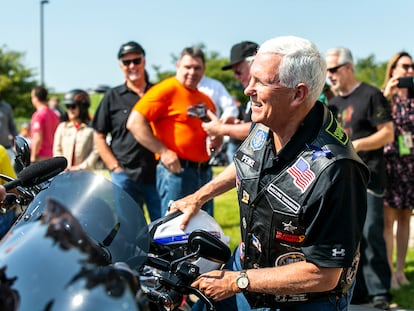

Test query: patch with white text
[235,152,259,170]
[287,157,315,192]
[267,184,301,213]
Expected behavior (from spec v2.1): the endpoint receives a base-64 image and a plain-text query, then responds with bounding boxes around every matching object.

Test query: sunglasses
[66,104,78,110]
[327,63,348,74]
[401,64,414,71]
[121,57,142,66]
[234,69,243,76]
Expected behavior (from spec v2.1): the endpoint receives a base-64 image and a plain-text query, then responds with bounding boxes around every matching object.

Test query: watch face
[237,275,249,289]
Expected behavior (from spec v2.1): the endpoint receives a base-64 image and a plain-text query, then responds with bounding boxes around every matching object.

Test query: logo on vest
[275,231,305,244]
[275,252,306,267]
[332,248,346,257]
[287,157,315,192]
[240,154,256,168]
[325,112,349,145]
[251,128,267,151]
[282,221,297,233]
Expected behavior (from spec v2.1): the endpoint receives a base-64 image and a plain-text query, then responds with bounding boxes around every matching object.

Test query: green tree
[0,45,37,118]
[354,54,387,89]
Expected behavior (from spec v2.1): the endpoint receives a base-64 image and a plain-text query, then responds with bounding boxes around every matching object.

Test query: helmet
[62,89,90,107]
[150,210,229,273]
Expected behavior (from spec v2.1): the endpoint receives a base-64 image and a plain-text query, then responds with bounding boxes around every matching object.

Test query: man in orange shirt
[127,47,220,216]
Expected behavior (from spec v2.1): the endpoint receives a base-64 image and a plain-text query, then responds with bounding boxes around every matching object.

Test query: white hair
[258,36,326,103]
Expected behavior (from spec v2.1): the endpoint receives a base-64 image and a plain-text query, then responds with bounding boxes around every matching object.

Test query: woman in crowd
[53,89,99,171]
[382,51,414,289]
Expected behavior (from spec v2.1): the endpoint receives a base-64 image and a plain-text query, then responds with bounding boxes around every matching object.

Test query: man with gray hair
[326,47,393,310]
[170,36,369,310]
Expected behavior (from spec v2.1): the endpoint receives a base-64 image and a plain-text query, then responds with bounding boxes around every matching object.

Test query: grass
[390,248,414,308]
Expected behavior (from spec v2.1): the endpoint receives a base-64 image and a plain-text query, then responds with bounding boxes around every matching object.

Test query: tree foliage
[354,54,387,89]
[0,46,37,118]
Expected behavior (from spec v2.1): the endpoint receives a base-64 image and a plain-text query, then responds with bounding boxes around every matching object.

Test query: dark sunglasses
[234,69,243,76]
[66,104,78,110]
[327,63,348,74]
[121,57,142,66]
[401,64,414,71]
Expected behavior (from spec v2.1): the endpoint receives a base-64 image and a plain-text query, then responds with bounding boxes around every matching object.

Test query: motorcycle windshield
[12,171,149,267]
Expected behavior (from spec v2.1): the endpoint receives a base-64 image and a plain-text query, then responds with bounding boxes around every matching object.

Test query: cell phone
[397,77,414,89]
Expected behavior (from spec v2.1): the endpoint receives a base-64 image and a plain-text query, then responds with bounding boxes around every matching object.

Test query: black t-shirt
[328,82,392,189]
[91,84,157,184]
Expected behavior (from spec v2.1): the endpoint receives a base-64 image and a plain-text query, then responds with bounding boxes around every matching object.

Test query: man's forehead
[178,55,204,66]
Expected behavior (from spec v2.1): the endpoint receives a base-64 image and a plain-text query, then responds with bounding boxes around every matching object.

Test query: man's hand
[159,149,182,174]
[192,270,239,302]
[168,193,203,230]
[202,110,224,136]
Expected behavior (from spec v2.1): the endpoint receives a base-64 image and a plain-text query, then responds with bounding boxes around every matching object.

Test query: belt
[179,159,210,170]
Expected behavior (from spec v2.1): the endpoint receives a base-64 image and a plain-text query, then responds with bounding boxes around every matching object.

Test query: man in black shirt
[170,36,369,311]
[326,47,394,310]
[91,41,161,221]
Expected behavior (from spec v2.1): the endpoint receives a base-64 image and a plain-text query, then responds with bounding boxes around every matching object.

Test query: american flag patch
[287,157,315,192]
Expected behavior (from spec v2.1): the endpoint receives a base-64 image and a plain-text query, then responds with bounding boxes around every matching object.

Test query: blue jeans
[110,170,162,222]
[193,247,352,311]
[0,210,16,237]
[353,188,391,300]
[156,163,213,216]
[226,140,241,164]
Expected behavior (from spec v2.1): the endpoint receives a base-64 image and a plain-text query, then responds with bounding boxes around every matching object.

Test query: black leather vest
[234,108,365,308]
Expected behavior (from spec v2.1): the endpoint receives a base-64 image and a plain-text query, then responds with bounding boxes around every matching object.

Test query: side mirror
[188,229,231,264]
[14,136,31,171]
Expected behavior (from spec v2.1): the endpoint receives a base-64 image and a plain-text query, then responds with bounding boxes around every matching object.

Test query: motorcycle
[0,163,231,310]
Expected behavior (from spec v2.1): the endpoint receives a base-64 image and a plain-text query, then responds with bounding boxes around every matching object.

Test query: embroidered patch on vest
[287,157,315,192]
[250,128,267,151]
[267,184,301,213]
[235,152,259,170]
[325,112,349,145]
[275,252,306,267]
[241,190,250,204]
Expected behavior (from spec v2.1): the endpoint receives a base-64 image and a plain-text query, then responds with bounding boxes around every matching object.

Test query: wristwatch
[236,271,250,291]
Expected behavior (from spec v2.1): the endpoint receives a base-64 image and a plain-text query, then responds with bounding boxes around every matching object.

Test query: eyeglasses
[121,57,142,66]
[66,104,78,110]
[401,64,414,71]
[327,63,348,74]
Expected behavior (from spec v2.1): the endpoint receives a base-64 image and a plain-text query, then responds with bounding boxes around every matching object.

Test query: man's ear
[294,83,308,100]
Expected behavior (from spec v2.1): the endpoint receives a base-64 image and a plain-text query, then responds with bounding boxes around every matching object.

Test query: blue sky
[1,0,412,93]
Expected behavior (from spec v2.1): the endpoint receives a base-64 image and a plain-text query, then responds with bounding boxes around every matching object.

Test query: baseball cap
[118,41,146,59]
[222,41,259,70]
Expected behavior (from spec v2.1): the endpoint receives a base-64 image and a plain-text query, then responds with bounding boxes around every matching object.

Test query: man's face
[244,53,296,129]
[326,54,351,93]
[176,55,205,90]
[232,60,251,88]
[119,52,145,83]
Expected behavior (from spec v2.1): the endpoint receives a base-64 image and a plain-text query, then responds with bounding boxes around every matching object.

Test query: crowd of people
[0,35,413,310]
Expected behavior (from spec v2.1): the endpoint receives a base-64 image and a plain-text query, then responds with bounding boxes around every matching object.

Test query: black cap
[222,41,259,70]
[117,41,145,59]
